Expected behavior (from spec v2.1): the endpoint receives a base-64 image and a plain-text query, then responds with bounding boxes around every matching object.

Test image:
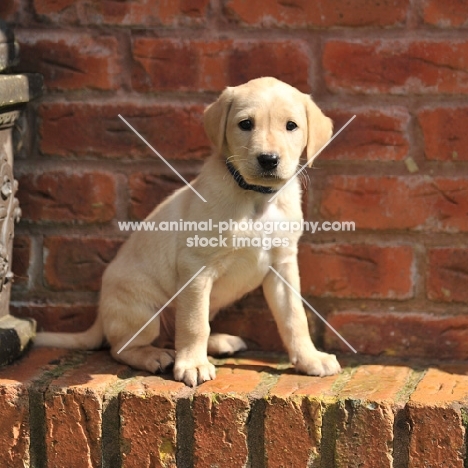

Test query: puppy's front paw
[294,351,341,377]
[174,357,216,387]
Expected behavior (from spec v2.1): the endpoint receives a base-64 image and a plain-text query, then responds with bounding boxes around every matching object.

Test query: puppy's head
[204,77,333,188]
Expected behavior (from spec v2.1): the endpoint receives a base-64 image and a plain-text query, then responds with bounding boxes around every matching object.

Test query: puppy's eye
[286,121,298,131]
[238,119,253,131]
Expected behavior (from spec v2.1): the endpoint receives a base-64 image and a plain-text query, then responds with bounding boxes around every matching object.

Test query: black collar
[225,161,278,194]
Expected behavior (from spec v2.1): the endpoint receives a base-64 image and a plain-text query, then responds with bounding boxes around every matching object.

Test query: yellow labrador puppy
[35,77,341,386]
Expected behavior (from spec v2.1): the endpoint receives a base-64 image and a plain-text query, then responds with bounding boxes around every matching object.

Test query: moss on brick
[394,369,427,404]
[330,365,357,394]
[159,438,176,464]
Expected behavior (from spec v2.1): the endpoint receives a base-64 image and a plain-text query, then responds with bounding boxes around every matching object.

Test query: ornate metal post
[0,20,42,365]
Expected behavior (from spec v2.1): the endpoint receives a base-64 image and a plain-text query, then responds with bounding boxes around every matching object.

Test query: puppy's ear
[204,87,235,153]
[305,96,333,167]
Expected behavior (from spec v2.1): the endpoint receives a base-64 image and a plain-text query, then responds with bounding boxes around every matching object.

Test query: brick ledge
[1,348,468,467]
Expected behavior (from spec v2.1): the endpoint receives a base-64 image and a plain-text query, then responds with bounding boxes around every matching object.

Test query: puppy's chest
[209,247,270,310]
[209,204,300,309]
[223,202,299,240]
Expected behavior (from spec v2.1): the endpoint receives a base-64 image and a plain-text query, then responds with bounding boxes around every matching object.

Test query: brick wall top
[2,349,468,467]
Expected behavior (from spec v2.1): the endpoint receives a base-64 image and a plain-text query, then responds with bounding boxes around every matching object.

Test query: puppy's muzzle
[257,153,280,171]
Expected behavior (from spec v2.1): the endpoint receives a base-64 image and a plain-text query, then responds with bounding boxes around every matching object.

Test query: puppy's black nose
[257,153,279,170]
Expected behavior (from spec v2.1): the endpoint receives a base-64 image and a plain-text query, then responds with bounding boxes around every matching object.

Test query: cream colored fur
[35,77,341,386]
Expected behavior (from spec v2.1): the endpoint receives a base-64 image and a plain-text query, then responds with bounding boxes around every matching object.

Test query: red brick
[411,367,468,404]
[227,41,310,93]
[120,376,185,468]
[324,108,410,161]
[418,107,468,161]
[44,236,122,291]
[407,368,468,467]
[325,311,468,359]
[266,399,323,466]
[225,0,408,27]
[12,235,30,286]
[156,0,210,24]
[422,0,468,27]
[264,373,340,467]
[33,0,75,15]
[335,365,413,468]
[18,172,116,223]
[131,38,203,92]
[44,351,128,468]
[39,101,210,160]
[131,38,310,92]
[0,0,20,21]
[11,303,97,333]
[299,243,414,300]
[33,0,210,26]
[323,40,468,94]
[221,357,291,377]
[427,248,468,303]
[193,368,262,467]
[0,348,72,384]
[129,172,186,220]
[0,348,71,468]
[340,365,413,403]
[15,30,122,91]
[269,373,341,398]
[320,176,468,231]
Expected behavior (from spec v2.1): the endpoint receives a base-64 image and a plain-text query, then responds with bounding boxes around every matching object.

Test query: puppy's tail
[34,317,104,350]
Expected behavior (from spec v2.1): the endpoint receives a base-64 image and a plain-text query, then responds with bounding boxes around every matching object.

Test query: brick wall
[4,349,468,468]
[3,0,468,359]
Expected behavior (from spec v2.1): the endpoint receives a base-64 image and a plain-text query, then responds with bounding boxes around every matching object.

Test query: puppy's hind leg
[208,333,247,357]
[112,339,175,374]
[107,307,175,374]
